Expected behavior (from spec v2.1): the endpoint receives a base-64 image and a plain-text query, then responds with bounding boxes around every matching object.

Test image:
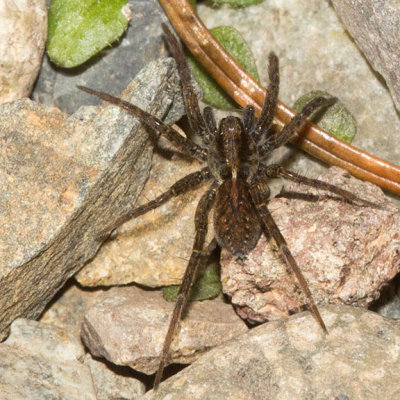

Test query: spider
[78,23,377,389]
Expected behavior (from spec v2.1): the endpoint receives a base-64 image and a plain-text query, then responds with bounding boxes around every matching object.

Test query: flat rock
[221,167,400,322]
[76,152,212,288]
[0,57,185,340]
[143,305,400,399]
[40,282,146,398]
[84,353,146,400]
[81,285,248,374]
[0,318,96,399]
[332,0,400,112]
[0,0,47,104]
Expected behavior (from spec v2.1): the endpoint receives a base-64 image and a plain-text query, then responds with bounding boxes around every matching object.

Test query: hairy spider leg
[97,167,211,238]
[203,106,218,138]
[249,180,328,332]
[162,23,215,146]
[77,86,208,163]
[252,52,280,143]
[259,96,337,158]
[243,105,255,132]
[260,164,383,209]
[154,184,218,389]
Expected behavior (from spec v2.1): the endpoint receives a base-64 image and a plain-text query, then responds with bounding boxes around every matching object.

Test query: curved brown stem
[158,0,400,195]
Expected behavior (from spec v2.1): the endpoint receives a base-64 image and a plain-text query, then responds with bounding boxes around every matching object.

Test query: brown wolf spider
[79,24,377,388]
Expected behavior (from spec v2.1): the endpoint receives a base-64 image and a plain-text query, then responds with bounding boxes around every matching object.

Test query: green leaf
[189,0,197,8]
[188,26,259,110]
[47,0,130,68]
[163,262,221,302]
[293,90,357,144]
[211,0,265,7]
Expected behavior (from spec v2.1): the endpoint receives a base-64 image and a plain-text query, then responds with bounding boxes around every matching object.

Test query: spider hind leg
[153,184,217,389]
[249,179,328,333]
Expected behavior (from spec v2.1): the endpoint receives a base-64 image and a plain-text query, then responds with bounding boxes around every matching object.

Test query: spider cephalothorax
[79,23,376,388]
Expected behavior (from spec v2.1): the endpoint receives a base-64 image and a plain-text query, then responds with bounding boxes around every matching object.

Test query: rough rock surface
[33,0,167,114]
[40,281,106,339]
[221,167,400,322]
[76,152,212,288]
[40,282,146,398]
[0,0,47,105]
[84,354,146,400]
[0,318,96,399]
[332,0,400,112]
[0,58,185,340]
[142,305,400,399]
[81,285,248,374]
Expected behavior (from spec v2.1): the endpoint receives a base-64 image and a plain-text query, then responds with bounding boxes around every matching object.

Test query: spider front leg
[258,96,337,158]
[77,86,208,162]
[249,180,327,333]
[154,183,217,389]
[260,164,382,208]
[97,167,211,239]
[251,52,279,143]
[162,23,215,146]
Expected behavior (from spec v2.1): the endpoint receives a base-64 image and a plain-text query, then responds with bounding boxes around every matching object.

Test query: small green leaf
[189,0,197,8]
[188,26,259,110]
[163,262,221,302]
[293,90,357,143]
[210,0,265,7]
[47,0,130,68]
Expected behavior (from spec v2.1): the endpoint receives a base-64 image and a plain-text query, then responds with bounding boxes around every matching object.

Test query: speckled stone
[0,0,47,105]
[0,58,185,340]
[81,285,248,374]
[0,318,96,399]
[221,167,400,322]
[142,305,400,399]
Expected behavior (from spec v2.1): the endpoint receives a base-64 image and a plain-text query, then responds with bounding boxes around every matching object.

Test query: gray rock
[142,305,400,399]
[81,285,248,374]
[0,318,96,399]
[0,57,185,340]
[33,0,168,114]
[84,354,146,400]
[332,0,400,112]
[0,0,47,105]
[221,167,400,322]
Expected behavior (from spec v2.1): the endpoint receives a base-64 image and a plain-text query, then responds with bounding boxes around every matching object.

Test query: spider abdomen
[214,178,262,259]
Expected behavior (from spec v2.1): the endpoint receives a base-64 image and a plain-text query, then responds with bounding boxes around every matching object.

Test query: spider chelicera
[79,23,376,388]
